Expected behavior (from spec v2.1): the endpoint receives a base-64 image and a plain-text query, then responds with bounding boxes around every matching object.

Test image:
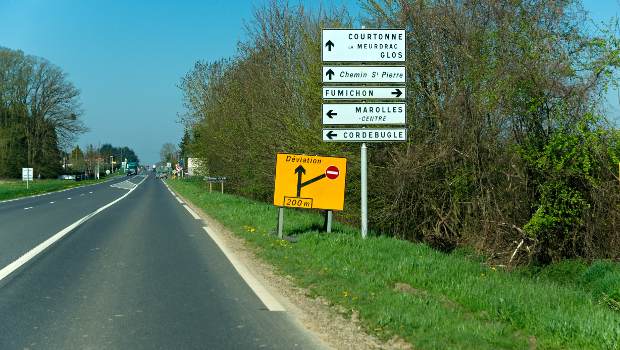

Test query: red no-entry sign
[325,165,339,179]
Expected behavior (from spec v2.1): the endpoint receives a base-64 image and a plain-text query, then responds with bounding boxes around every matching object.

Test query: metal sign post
[361,144,368,238]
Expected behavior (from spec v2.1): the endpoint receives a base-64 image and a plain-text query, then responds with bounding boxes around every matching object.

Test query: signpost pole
[327,210,333,233]
[277,207,284,238]
[361,143,368,239]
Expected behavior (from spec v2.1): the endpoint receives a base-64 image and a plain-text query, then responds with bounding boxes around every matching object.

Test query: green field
[0,177,111,201]
[168,178,620,350]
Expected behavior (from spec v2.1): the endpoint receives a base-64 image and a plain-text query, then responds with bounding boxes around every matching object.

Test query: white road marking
[176,197,184,204]
[24,207,33,210]
[183,205,200,220]
[0,176,119,204]
[49,201,55,204]
[89,191,93,194]
[0,176,148,283]
[202,226,285,312]
[80,193,85,196]
[67,197,72,200]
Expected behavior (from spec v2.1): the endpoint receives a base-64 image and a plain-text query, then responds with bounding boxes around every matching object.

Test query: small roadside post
[22,167,33,189]
[206,176,226,193]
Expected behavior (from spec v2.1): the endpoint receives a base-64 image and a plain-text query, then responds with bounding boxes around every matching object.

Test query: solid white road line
[176,197,184,204]
[183,205,200,220]
[0,175,147,283]
[202,227,285,312]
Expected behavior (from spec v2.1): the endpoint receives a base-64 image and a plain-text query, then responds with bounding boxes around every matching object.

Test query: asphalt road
[0,174,323,349]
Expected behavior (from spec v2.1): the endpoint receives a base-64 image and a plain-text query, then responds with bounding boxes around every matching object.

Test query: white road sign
[323,103,406,125]
[323,66,406,84]
[322,29,406,62]
[323,128,407,142]
[22,167,33,181]
[323,86,405,100]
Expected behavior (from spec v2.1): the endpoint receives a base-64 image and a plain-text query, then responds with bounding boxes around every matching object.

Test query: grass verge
[0,176,112,201]
[169,178,620,350]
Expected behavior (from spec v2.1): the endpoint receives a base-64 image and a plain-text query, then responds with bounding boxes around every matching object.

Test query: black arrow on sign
[325,69,335,80]
[326,110,337,119]
[301,173,326,189]
[391,88,403,98]
[295,165,327,197]
[326,130,337,140]
[295,165,306,197]
[325,40,334,51]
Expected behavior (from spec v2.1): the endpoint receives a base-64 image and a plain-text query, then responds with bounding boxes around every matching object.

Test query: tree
[0,47,86,178]
[160,143,178,164]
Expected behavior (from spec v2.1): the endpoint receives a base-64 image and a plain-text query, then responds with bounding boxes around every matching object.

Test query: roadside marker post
[22,167,33,190]
[321,27,407,239]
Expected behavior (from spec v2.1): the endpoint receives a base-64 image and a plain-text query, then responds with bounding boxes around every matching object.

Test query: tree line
[179,0,620,264]
[0,47,85,178]
[0,47,139,178]
[66,143,139,175]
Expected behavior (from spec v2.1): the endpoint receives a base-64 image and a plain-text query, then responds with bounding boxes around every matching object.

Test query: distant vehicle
[126,161,139,176]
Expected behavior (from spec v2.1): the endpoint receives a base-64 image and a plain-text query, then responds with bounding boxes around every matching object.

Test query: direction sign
[323,86,405,100]
[273,153,347,211]
[323,66,406,84]
[323,103,406,125]
[323,128,407,142]
[322,29,406,62]
[22,167,33,181]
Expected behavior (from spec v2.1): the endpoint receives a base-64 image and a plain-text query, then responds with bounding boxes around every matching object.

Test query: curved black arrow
[325,40,334,51]
[326,110,337,119]
[326,130,337,140]
[391,88,403,98]
[325,69,335,80]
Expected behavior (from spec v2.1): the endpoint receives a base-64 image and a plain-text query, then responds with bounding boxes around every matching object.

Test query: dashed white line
[183,205,200,220]
[67,197,72,200]
[89,191,93,194]
[49,201,55,204]
[202,226,285,312]
[24,207,33,210]
[0,175,148,283]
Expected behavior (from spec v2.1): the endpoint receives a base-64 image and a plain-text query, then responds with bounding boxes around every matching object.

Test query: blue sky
[0,0,618,163]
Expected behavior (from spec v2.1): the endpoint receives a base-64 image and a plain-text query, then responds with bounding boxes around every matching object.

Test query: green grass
[0,176,111,201]
[169,178,620,350]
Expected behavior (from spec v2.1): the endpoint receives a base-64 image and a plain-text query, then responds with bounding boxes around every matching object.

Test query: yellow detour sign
[273,153,347,210]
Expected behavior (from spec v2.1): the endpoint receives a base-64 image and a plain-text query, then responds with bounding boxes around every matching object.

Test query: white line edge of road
[202,226,286,312]
[0,176,121,204]
[183,205,200,220]
[0,175,148,283]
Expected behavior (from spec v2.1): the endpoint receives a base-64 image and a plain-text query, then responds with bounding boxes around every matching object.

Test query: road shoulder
[171,185,409,350]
